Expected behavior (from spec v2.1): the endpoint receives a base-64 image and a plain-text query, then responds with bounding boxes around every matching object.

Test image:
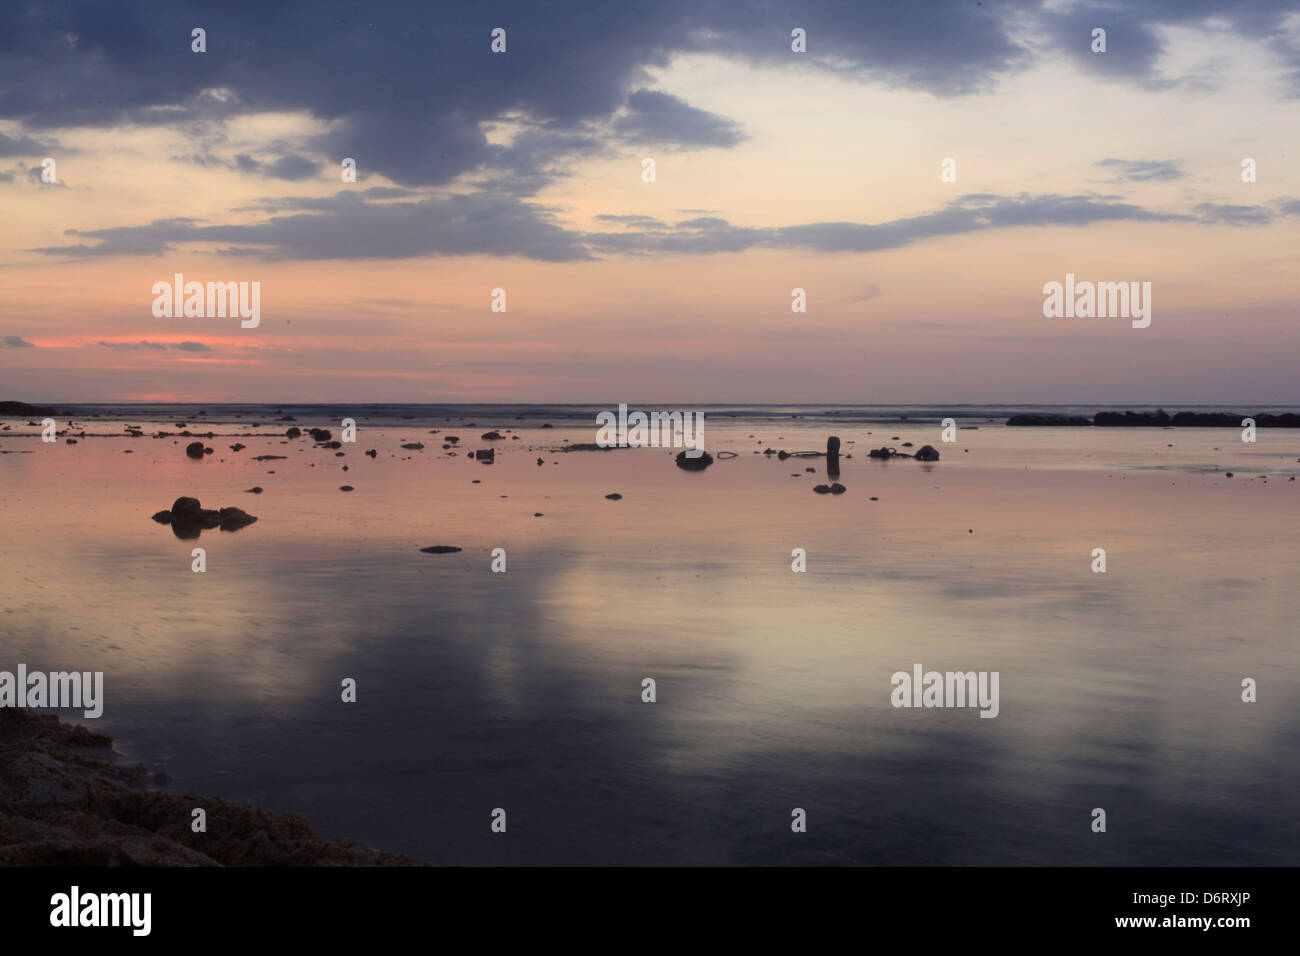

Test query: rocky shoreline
[1007,409,1300,427]
[0,710,418,866]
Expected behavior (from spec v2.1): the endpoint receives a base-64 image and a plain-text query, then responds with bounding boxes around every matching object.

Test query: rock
[65,438,77,444]
[308,428,332,442]
[285,427,302,438]
[868,447,894,459]
[534,513,544,517]
[475,448,495,461]
[185,441,205,459]
[401,442,424,450]
[420,546,462,554]
[445,436,459,444]
[675,450,713,470]
[537,457,544,466]
[914,445,940,461]
[830,483,846,494]
[605,493,623,500]
[480,431,503,440]
[204,446,214,455]
[153,497,257,537]
[230,443,245,451]
[813,484,831,494]
[245,487,263,494]
[339,485,354,491]
[365,449,377,458]
[253,454,286,461]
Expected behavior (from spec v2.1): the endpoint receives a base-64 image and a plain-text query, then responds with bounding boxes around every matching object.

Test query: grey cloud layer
[35,192,1299,262]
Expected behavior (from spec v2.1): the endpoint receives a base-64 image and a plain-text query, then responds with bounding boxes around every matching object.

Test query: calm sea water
[2,405,1298,864]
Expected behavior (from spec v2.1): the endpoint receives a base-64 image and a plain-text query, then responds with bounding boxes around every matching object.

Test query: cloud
[174,341,212,352]
[2,335,35,347]
[232,151,322,181]
[0,130,54,156]
[33,190,593,261]
[98,340,167,350]
[36,189,1294,262]
[1095,158,1186,182]
[612,90,746,149]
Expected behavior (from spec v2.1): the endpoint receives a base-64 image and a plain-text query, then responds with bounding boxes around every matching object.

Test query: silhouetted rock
[480,431,503,440]
[1006,415,1091,426]
[605,493,623,500]
[420,546,462,554]
[285,427,302,438]
[915,445,940,461]
[401,442,424,450]
[185,441,205,459]
[675,450,713,470]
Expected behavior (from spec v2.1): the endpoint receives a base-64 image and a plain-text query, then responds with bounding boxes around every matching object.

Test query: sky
[1,0,1299,404]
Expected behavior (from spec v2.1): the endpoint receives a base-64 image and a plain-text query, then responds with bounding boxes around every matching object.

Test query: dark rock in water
[805,467,816,473]
[868,447,895,459]
[1006,415,1090,426]
[420,546,462,554]
[475,448,495,461]
[534,512,544,517]
[1226,472,1234,478]
[675,450,713,470]
[559,443,620,452]
[308,428,332,442]
[230,443,245,451]
[830,483,846,494]
[365,449,377,458]
[914,444,940,461]
[339,485,354,491]
[65,438,77,444]
[245,487,263,494]
[285,427,302,438]
[445,436,460,443]
[480,431,503,440]
[826,435,841,478]
[171,496,204,519]
[401,442,424,450]
[321,440,342,449]
[537,457,544,466]
[813,484,832,494]
[901,442,914,447]
[253,454,286,461]
[541,423,553,429]
[777,450,791,460]
[153,497,257,537]
[605,493,623,500]
[185,441,205,459]
[217,507,257,531]
[204,446,214,455]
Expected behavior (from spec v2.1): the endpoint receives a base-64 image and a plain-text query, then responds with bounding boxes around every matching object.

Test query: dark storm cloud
[2,335,35,347]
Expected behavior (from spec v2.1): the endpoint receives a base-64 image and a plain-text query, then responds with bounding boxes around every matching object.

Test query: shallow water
[2,409,1298,864]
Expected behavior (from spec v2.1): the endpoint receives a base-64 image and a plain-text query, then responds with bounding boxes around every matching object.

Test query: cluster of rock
[1008,410,1300,427]
[150,497,257,538]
